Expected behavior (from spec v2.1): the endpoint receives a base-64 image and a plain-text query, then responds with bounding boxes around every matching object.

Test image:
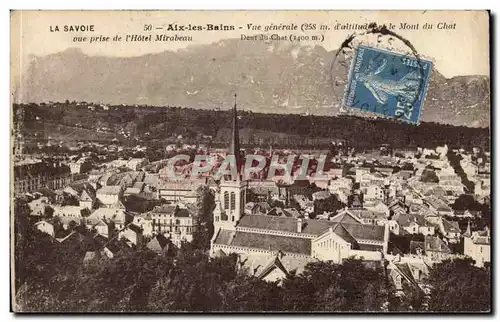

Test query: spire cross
[230,93,241,180]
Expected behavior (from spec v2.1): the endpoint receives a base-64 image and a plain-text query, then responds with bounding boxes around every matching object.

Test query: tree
[14,199,56,293]
[196,185,215,224]
[447,151,475,193]
[389,279,426,312]
[63,247,172,312]
[44,205,54,219]
[220,274,281,311]
[281,259,391,312]
[427,258,491,312]
[147,250,234,311]
[13,197,85,312]
[193,185,215,250]
[314,194,345,216]
[452,194,482,211]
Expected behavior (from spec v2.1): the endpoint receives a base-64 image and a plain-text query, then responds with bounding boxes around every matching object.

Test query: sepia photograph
[10,10,491,313]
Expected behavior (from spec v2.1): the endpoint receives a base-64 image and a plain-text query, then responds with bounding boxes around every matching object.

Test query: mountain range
[16,39,490,127]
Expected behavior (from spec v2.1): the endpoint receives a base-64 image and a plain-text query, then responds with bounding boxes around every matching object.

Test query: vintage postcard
[10,10,491,313]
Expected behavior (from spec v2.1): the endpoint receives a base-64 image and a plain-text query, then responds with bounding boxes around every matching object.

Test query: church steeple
[211,94,248,232]
[230,93,241,176]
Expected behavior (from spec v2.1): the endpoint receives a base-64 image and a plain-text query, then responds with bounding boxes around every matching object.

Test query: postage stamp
[342,45,433,125]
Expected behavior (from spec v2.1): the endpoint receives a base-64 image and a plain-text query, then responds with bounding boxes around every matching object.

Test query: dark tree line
[15,103,490,151]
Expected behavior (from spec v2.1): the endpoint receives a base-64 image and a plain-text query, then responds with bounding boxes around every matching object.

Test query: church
[209,98,390,282]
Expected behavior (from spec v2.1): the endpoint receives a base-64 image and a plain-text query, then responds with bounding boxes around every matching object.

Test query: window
[215,216,219,222]
[232,216,235,222]
[395,275,402,289]
[224,192,229,209]
[230,192,236,210]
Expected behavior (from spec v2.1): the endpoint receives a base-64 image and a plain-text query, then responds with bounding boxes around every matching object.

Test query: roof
[128,158,147,163]
[425,196,453,212]
[442,219,461,233]
[106,173,127,186]
[236,251,313,278]
[336,222,386,242]
[237,214,386,242]
[214,249,227,257]
[395,213,431,227]
[105,239,127,254]
[97,185,122,195]
[283,208,302,218]
[394,171,413,180]
[329,224,358,245]
[358,243,384,251]
[151,204,177,214]
[472,236,490,245]
[68,182,96,197]
[393,263,420,287]
[214,229,234,245]
[257,254,290,279]
[56,231,87,244]
[127,223,143,234]
[83,251,98,262]
[214,229,312,255]
[87,207,126,224]
[34,220,52,226]
[348,209,386,220]
[329,210,363,224]
[124,187,142,194]
[58,216,81,227]
[111,200,126,209]
[150,204,195,218]
[34,187,56,198]
[267,207,302,218]
[93,234,108,249]
[158,180,196,191]
[80,189,96,202]
[53,206,86,217]
[133,182,145,189]
[176,208,194,218]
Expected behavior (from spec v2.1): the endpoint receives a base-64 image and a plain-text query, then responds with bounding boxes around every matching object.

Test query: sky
[11,10,490,85]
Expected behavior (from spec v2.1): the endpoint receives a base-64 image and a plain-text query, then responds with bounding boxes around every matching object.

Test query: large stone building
[464,224,490,267]
[149,203,198,247]
[14,158,71,195]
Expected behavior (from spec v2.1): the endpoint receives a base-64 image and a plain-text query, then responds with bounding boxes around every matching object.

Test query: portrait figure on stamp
[343,46,432,124]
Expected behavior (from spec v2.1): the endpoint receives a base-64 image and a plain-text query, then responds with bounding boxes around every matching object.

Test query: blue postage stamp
[342,45,432,125]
